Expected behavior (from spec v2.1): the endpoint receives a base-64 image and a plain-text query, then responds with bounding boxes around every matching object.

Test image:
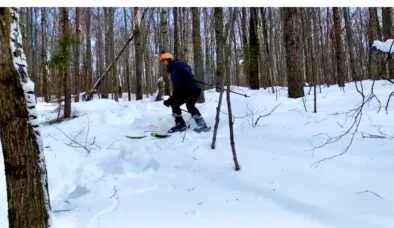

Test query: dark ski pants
[170,88,201,116]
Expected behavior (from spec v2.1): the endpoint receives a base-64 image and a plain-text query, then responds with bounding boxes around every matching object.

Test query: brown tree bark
[123,8,131,101]
[214,7,224,92]
[333,7,345,87]
[160,8,170,96]
[343,7,358,81]
[134,7,143,100]
[282,7,305,98]
[369,8,380,80]
[60,7,71,118]
[249,7,260,89]
[82,7,93,99]
[0,7,50,227]
[74,7,81,102]
[41,7,49,102]
[192,7,205,103]
[382,7,394,79]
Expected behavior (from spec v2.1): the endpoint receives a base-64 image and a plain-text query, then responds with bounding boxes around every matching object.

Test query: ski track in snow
[87,193,119,228]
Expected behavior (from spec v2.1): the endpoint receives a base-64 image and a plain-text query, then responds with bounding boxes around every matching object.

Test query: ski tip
[126,135,147,139]
[151,132,171,138]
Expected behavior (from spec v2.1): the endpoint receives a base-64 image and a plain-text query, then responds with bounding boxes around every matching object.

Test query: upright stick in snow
[225,13,240,171]
[211,8,240,171]
[0,7,51,227]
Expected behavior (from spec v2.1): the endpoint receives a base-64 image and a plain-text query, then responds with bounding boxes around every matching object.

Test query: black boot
[168,113,187,133]
[192,114,211,133]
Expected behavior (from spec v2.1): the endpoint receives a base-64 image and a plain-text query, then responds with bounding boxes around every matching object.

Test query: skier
[160,51,210,133]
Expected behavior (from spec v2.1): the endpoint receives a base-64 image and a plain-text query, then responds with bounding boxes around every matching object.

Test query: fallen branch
[85,8,149,101]
[355,190,384,199]
[311,47,392,167]
[385,91,394,114]
[53,117,100,154]
[361,129,393,139]
[254,104,280,126]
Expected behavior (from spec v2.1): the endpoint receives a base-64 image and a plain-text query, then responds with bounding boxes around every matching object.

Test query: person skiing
[159,51,210,133]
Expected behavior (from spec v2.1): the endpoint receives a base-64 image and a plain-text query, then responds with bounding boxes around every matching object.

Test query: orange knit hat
[160,51,173,61]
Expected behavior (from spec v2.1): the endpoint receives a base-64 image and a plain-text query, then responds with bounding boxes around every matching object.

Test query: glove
[163,99,171,107]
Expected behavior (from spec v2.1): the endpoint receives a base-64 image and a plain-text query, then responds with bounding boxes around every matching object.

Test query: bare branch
[254,104,281,126]
[385,91,394,113]
[355,190,384,199]
[53,119,100,154]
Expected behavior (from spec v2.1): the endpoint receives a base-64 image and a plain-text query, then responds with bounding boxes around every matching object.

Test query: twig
[53,125,91,153]
[110,186,118,199]
[302,97,308,112]
[107,137,124,149]
[311,47,392,167]
[53,209,73,213]
[385,91,394,114]
[355,190,384,199]
[254,104,281,126]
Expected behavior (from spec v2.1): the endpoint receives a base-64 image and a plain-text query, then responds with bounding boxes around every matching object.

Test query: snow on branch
[372,39,394,53]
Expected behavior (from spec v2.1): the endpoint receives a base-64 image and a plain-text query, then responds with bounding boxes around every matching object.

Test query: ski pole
[194,79,249,97]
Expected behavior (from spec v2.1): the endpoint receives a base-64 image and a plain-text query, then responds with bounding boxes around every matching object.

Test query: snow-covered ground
[1,80,394,228]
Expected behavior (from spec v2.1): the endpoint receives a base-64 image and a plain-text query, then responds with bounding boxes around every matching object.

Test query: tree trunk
[60,7,71,118]
[82,7,92,100]
[203,8,212,84]
[74,7,81,102]
[214,7,224,91]
[382,7,394,79]
[108,8,118,101]
[103,8,110,99]
[192,7,205,103]
[41,8,49,102]
[261,8,273,91]
[96,8,104,97]
[241,7,249,81]
[173,7,180,58]
[282,8,305,98]
[249,7,260,89]
[333,7,345,87]
[0,7,50,227]
[369,8,380,80]
[343,7,358,81]
[160,8,170,96]
[134,7,143,100]
[123,8,131,101]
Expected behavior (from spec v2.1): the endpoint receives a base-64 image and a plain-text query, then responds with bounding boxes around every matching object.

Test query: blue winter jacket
[168,59,201,94]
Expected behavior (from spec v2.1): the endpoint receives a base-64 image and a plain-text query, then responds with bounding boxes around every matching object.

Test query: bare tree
[60,7,72,118]
[333,7,345,87]
[282,7,305,98]
[41,7,50,102]
[382,7,394,79]
[74,7,81,102]
[173,7,180,58]
[134,7,143,100]
[82,7,93,98]
[0,7,50,227]
[249,7,260,89]
[368,8,380,80]
[123,8,132,101]
[343,7,357,81]
[192,7,206,103]
[160,8,171,96]
[214,7,224,91]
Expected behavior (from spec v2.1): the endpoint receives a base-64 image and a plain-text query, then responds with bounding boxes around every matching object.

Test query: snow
[1,80,394,228]
[372,39,394,53]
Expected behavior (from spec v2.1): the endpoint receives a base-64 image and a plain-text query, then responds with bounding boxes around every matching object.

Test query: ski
[126,131,171,139]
